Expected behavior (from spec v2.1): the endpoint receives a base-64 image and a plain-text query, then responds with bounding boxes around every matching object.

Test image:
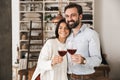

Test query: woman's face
[58,22,70,39]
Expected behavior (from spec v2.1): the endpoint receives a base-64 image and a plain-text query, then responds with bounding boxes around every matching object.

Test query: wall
[12,0,19,65]
[0,0,12,80]
[95,0,120,80]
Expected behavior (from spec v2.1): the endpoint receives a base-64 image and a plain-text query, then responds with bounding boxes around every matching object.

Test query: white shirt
[32,38,68,80]
[66,24,102,75]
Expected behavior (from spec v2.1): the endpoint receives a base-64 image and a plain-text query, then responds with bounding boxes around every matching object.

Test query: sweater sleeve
[36,39,54,71]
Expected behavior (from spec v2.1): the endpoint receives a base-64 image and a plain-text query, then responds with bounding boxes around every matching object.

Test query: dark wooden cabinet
[94,64,110,78]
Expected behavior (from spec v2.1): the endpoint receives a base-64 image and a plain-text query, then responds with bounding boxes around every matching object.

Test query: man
[64,3,102,80]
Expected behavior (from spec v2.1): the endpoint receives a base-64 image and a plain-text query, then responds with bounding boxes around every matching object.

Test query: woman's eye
[64,27,69,30]
[59,27,62,29]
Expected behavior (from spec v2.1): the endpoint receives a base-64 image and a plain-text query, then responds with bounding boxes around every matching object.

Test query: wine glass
[58,47,67,57]
[58,50,67,57]
[57,47,67,68]
[67,41,77,74]
[67,48,77,67]
[67,41,77,55]
[67,49,76,55]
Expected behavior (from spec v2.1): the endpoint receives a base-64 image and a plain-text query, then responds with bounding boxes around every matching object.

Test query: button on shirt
[66,24,102,75]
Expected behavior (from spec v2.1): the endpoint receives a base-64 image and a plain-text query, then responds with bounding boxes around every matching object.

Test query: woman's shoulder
[46,38,57,44]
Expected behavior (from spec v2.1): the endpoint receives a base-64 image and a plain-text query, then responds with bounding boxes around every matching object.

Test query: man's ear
[79,14,83,20]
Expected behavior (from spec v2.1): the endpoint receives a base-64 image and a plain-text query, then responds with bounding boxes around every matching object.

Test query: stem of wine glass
[70,55,74,74]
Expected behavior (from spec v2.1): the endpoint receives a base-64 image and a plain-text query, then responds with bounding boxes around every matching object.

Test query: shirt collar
[71,24,88,35]
[79,24,87,32]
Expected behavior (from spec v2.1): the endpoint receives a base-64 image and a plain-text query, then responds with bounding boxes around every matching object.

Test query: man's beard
[67,18,80,29]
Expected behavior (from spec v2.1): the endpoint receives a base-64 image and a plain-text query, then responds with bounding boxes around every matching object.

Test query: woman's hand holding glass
[51,55,63,66]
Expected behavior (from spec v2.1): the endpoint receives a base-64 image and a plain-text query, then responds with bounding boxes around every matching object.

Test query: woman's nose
[61,28,65,31]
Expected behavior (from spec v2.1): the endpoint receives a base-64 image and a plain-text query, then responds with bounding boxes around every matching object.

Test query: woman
[32,18,71,80]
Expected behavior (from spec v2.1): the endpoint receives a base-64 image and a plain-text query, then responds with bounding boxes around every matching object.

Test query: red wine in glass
[58,50,67,57]
[67,49,77,55]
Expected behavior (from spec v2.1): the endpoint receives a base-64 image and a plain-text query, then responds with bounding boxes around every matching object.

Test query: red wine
[58,50,67,57]
[67,49,76,55]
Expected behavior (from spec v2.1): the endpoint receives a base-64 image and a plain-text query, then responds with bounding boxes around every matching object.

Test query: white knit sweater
[32,38,68,80]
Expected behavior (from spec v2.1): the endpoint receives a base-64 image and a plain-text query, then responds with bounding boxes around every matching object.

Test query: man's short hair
[64,3,83,15]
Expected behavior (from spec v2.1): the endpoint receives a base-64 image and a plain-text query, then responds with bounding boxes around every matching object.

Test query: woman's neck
[58,37,66,43]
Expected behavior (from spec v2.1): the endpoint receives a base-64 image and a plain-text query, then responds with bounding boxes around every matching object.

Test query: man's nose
[67,16,72,21]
